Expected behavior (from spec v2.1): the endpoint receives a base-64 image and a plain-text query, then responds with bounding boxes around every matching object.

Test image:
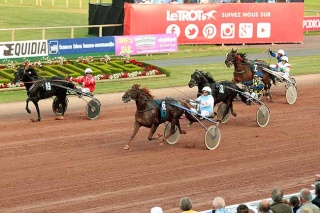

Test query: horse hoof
[55,116,64,120]
[181,130,187,134]
[30,119,38,122]
[123,145,130,150]
[159,142,164,146]
[26,109,31,114]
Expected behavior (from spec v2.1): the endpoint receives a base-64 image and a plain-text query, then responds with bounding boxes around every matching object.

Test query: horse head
[188,69,207,88]
[122,84,154,103]
[13,67,38,84]
[225,48,238,68]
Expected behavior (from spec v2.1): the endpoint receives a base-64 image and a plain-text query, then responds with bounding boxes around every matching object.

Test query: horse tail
[236,85,248,104]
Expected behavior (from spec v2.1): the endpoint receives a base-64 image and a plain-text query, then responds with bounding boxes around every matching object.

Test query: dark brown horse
[121,84,187,150]
[225,48,276,102]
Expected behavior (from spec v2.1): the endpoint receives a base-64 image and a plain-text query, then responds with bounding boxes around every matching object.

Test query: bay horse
[121,84,187,150]
[224,48,276,102]
[13,67,75,122]
[188,69,248,122]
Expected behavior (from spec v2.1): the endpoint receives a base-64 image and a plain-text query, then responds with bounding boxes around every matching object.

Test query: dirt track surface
[0,74,319,213]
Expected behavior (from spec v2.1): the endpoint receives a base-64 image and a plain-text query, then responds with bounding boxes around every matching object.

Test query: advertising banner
[48,37,115,56]
[124,3,304,44]
[303,16,320,32]
[0,40,48,59]
[114,34,177,56]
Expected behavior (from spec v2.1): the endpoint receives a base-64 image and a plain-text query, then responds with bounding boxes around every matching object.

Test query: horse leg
[147,123,161,141]
[25,98,32,114]
[56,96,66,120]
[31,100,41,122]
[124,122,141,150]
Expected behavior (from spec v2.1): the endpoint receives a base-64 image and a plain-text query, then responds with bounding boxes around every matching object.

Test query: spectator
[150,206,163,213]
[237,204,249,213]
[290,195,301,213]
[258,199,272,213]
[212,197,229,213]
[297,189,320,213]
[270,187,292,213]
[301,208,314,213]
[69,68,96,94]
[312,182,320,208]
[180,197,197,213]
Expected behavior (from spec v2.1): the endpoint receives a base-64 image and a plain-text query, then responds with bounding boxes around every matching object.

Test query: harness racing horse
[188,69,248,122]
[13,67,75,122]
[122,84,187,150]
[224,48,276,102]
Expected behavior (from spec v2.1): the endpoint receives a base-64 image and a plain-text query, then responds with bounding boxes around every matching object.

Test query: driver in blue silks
[186,86,214,118]
[243,72,264,105]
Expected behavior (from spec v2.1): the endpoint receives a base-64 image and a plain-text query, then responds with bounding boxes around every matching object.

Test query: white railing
[0,24,123,42]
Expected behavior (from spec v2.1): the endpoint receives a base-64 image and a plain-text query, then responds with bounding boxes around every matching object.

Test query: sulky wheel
[86,99,101,120]
[164,123,180,145]
[204,125,221,150]
[216,103,230,123]
[52,97,68,116]
[256,105,270,128]
[286,85,297,105]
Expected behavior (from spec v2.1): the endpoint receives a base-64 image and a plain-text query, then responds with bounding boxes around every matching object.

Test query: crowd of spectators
[149,174,320,213]
[134,0,303,4]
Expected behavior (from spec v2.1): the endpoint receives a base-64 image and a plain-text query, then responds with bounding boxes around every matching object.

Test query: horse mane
[140,87,154,99]
[202,71,216,84]
[238,52,248,61]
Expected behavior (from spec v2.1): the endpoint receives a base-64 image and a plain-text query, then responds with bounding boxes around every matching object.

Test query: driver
[274,56,291,80]
[243,72,264,105]
[69,68,96,94]
[186,86,214,119]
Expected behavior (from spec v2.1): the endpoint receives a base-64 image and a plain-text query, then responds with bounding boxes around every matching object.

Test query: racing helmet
[84,68,93,74]
[281,56,289,62]
[202,86,212,93]
[277,49,285,55]
[254,72,263,78]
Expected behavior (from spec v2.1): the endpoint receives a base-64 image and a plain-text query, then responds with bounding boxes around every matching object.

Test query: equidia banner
[123,3,304,44]
[114,34,177,56]
[0,40,48,59]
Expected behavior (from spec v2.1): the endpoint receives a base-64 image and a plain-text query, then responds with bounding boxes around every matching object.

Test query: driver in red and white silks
[188,86,214,118]
[70,68,96,93]
[275,56,291,79]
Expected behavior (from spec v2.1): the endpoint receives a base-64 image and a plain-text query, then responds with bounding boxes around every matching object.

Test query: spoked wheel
[204,125,221,150]
[216,103,230,123]
[256,105,270,127]
[52,97,68,116]
[286,85,297,105]
[86,98,101,120]
[164,123,180,145]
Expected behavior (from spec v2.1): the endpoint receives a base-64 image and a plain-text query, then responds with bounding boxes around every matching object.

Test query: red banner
[303,16,320,32]
[124,3,304,44]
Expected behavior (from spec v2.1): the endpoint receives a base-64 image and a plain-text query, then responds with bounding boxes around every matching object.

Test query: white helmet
[84,68,93,74]
[281,56,288,62]
[202,86,212,93]
[277,49,285,55]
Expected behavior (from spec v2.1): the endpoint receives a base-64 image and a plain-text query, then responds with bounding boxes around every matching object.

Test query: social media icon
[257,23,271,38]
[203,24,217,39]
[166,24,181,38]
[185,24,199,40]
[221,23,235,39]
[239,23,253,39]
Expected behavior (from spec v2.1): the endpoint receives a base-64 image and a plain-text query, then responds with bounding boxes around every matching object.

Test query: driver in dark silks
[243,72,264,105]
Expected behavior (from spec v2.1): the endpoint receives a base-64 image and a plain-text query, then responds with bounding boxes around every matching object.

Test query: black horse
[225,48,276,102]
[122,84,187,150]
[188,69,248,122]
[13,67,75,122]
